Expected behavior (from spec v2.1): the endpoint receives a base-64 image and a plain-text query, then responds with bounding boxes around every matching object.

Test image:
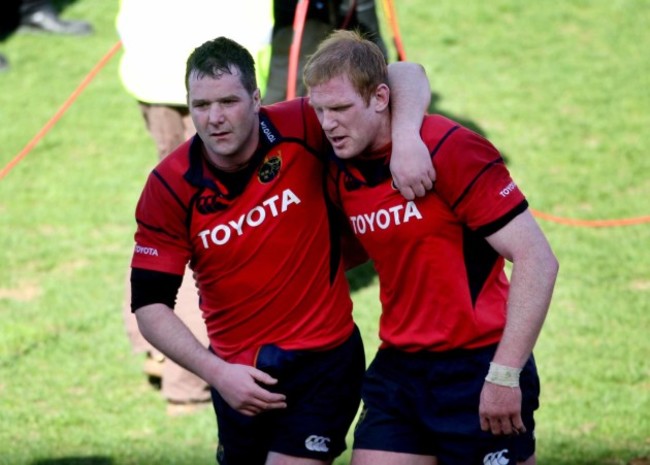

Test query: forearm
[386,62,435,199]
[387,61,431,131]
[136,304,288,415]
[493,249,558,368]
[485,210,559,369]
[135,303,225,384]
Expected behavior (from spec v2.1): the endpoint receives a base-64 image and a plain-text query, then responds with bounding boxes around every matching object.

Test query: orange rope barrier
[0,40,123,181]
[530,208,650,227]
[287,0,310,100]
[381,0,407,61]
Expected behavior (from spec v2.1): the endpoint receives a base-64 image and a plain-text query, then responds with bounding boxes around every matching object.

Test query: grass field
[1,0,648,464]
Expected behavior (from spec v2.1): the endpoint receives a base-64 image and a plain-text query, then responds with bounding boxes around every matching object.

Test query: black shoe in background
[20,5,93,36]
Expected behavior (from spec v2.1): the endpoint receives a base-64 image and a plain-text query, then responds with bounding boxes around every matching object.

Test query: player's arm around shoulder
[387,62,436,200]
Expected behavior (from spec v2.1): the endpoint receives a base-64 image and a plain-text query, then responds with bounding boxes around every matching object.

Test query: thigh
[355,347,540,465]
[354,350,439,455]
[430,349,539,465]
[518,454,536,465]
[513,355,540,462]
[211,385,270,465]
[265,451,332,465]
[352,449,437,465]
[261,326,366,461]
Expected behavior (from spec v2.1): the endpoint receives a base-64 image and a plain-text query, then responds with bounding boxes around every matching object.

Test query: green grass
[1,0,649,464]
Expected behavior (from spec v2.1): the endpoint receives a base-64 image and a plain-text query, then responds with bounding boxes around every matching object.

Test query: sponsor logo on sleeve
[134,245,159,256]
[499,181,518,198]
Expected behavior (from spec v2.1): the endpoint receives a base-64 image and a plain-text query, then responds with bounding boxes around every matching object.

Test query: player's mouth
[212,131,230,141]
[329,135,347,148]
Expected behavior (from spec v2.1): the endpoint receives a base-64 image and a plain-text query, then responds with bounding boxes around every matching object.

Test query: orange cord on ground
[0,40,123,181]
[530,208,650,227]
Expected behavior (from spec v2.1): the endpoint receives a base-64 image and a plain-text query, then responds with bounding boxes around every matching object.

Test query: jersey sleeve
[432,126,527,234]
[131,169,192,276]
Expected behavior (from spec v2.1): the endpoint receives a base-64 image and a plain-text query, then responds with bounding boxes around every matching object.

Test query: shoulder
[154,138,193,175]
[421,115,500,165]
[421,115,478,150]
[141,138,197,209]
[261,98,322,142]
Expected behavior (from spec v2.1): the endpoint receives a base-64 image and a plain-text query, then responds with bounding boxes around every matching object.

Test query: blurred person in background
[19,0,93,35]
[116,0,272,416]
[0,0,20,71]
[263,0,387,104]
[0,0,92,72]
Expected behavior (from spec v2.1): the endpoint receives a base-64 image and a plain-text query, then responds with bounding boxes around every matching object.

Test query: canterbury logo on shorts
[304,435,330,452]
[483,448,510,465]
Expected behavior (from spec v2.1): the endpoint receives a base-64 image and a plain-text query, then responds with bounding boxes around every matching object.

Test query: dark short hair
[185,36,257,94]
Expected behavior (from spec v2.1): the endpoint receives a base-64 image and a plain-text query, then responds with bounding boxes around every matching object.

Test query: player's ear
[374,83,390,112]
[252,88,262,112]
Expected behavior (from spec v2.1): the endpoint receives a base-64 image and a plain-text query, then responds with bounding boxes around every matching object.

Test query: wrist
[391,126,420,139]
[485,362,522,388]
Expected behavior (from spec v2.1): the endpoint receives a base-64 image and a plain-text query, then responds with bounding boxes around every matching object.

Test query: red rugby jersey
[131,98,354,365]
[328,115,528,352]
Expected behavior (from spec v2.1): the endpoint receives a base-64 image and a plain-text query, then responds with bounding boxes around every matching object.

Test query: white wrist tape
[485,362,522,388]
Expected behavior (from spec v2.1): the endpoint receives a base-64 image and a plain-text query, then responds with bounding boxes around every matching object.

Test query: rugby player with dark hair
[128,36,434,465]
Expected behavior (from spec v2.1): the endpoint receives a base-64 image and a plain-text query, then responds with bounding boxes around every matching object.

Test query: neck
[204,152,250,172]
[368,117,391,153]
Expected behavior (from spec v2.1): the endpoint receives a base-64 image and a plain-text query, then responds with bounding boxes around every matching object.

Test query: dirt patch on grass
[0,281,41,302]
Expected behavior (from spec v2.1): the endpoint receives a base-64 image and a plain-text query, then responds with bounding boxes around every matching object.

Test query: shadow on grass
[346,261,377,292]
[428,91,488,137]
[428,91,510,164]
[51,0,86,12]
[31,458,112,465]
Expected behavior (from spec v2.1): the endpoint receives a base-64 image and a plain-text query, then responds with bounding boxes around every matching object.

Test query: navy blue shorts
[353,345,540,465]
[211,325,365,465]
